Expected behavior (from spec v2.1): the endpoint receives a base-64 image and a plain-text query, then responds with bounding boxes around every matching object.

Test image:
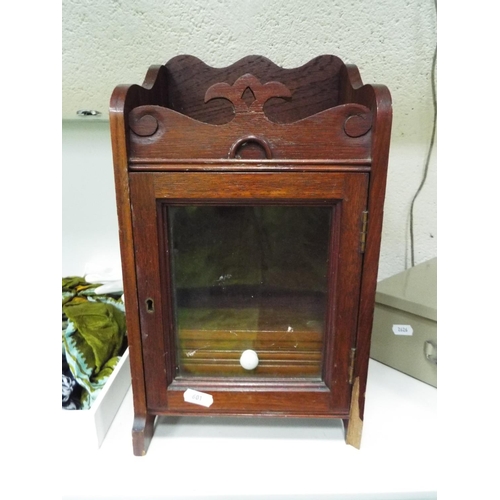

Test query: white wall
[62,0,437,279]
[62,121,121,277]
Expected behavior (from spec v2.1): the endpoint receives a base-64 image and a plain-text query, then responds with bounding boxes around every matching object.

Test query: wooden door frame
[128,171,368,418]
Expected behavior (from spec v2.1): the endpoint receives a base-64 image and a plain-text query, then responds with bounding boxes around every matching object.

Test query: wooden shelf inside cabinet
[109,55,392,456]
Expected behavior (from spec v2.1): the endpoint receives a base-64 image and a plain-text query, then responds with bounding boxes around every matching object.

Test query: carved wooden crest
[125,57,376,162]
[204,74,292,114]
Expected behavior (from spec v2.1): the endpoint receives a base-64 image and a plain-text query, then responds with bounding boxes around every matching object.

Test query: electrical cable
[409,0,437,268]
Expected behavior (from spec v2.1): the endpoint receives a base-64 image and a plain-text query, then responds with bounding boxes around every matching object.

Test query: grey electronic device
[370,258,437,387]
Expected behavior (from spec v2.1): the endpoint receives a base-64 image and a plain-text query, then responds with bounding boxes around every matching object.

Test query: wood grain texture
[345,377,362,448]
[128,102,372,161]
[163,388,333,415]
[129,174,170,411]
[132,414,156,456]
[163,55,345,124]
[110,55,392,454]
[109,63,177,436]
[109,83,150,428]
[339,63,393,423]
[128,171,367,417]
[326,174,368,412]
[204,73,293,114]
[150,172,345,200]
[177,328,323,378]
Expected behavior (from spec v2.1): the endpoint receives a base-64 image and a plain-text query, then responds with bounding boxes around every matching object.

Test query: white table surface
[62,359,437,500]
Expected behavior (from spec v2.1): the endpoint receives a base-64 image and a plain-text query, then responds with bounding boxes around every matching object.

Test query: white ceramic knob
[239,349,259,370]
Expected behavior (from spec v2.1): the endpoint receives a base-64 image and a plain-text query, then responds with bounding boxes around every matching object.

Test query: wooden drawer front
[177,329,323,378]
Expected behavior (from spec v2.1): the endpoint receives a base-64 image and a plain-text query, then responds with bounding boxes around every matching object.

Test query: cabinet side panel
[353,85,392,423]
[109,104,149,420]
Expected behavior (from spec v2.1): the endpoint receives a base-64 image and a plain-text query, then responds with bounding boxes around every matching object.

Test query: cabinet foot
[132,414,156,456]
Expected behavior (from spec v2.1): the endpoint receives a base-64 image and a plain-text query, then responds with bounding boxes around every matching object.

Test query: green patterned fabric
[62,277,126,409]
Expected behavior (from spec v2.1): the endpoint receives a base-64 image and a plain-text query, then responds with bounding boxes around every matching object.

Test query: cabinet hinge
[360,211,369,253]
[348,347,357,385]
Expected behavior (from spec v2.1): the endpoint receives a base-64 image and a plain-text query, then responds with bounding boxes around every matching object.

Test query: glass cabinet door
[168,205,332,379]
[129,172,368,414]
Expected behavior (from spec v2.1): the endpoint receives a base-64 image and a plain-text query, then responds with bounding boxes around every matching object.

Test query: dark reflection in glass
[168,205,332,378]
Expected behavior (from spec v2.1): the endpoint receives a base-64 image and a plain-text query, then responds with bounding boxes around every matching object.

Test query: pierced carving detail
[204,74,292,114]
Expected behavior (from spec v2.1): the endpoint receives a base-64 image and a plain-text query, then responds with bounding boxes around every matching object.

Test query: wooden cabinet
[110,55,392,456]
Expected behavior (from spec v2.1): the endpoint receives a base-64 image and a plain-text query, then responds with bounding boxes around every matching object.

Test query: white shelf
[62,359,437,500]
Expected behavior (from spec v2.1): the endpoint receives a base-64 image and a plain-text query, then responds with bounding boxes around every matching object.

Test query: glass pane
[168,205,332,379]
